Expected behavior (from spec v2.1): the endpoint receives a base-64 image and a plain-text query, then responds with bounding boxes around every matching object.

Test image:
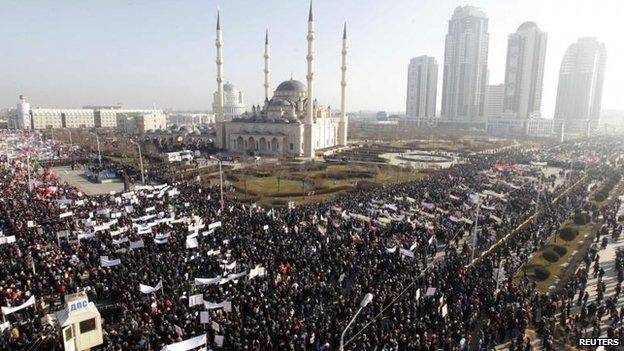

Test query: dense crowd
[0,131,623,350]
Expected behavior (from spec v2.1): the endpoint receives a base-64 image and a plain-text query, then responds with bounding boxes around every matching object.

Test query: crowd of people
[0,130,623,350]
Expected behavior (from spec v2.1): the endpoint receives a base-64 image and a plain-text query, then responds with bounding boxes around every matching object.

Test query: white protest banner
[138,228,152,235]
[263,224,269,231]
[203,300,231,312]
[441,304,448,317]
[249,266,266,279]
[59,211,73,219]
[214,335,224,348]
[194,277,221,286]
[154,237,168,245]
[0,236,16,245]
[130,240,145,250]
[189,294,204,307]
[415,288,421,300]
[1,295,35,315]
[208,221,222,230]
[200,311,210,324]
[206,249,220,256]
[145,206,156,212]
[100,256,121,268]
[186,236,199,249]
[112,237,129,245]
[409,241,418,251]
[0,321,9,332]
[425,287,436,297]
[227,271,247,281]
[139,280,163,294]
[77,233,95,241]
[160,333,207,351]
[27,221,35,228]
[400,248,414,258]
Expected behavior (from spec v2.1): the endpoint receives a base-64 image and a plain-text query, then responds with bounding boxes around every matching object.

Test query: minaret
[338,23,348,147]
[216,12,224,121]
[264,29,270,101]
[304,1,315,158]
[215,11,226,148]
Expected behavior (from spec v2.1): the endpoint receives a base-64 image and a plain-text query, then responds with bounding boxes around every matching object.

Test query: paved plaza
[51,166,126,195]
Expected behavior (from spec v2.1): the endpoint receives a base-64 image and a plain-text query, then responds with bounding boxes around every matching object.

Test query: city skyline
[1,0,622,116]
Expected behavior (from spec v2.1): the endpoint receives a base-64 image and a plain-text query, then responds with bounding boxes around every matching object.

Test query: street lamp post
[89,132,101,166]
[131,141,145,184]
[340,293,373,351]
[470,194,481,262]
[210,156,225,211]
[67,129,72,148]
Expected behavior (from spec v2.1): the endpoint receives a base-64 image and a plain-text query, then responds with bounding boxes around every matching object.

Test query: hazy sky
[1,0,622,116]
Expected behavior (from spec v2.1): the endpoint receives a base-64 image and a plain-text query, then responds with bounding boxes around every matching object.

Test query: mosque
[214,3,348,158]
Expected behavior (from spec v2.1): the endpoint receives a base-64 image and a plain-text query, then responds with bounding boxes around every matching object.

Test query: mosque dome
[275,79,306,93]
[223,82,237,92]
[273,79,307,100]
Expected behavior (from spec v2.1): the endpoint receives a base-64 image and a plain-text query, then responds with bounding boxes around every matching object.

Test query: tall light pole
[210,156,225,211]
[66,129,72,148]
[470,194,481,262]
[89,132,101,166]
[131,140,145,184]
[340,293,373,351]
[26,150,32,192]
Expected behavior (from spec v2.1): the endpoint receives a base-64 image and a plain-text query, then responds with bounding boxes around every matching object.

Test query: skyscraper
[485,84,505,120]
[503,22,547,119]
[406,56,438,121]
[440,6,489,125]
[554,37,606,129]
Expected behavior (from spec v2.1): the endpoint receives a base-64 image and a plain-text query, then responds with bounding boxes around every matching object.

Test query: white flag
[139,280,163,294]
[194,277,221,286]
[400,248,414,258]
[100,256,121,267]
[1,295,35,315]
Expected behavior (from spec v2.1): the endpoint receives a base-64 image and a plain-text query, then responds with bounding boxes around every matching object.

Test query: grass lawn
[242,176,307,195]
[227,162,426,207]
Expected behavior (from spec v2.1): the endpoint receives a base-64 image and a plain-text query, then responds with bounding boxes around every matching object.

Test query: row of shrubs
[533,244,569,281]
[593,174,622,202]
[532,228,581,281]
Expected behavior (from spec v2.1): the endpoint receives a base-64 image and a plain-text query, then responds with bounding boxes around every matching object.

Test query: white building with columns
[214,3,348,158]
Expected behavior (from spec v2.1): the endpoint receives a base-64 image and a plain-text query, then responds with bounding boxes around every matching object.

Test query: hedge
[550,245,567,257]
[559,227,579,241]
[542,249,560,263]
[573,212,591,225]
[534,266,550,281]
